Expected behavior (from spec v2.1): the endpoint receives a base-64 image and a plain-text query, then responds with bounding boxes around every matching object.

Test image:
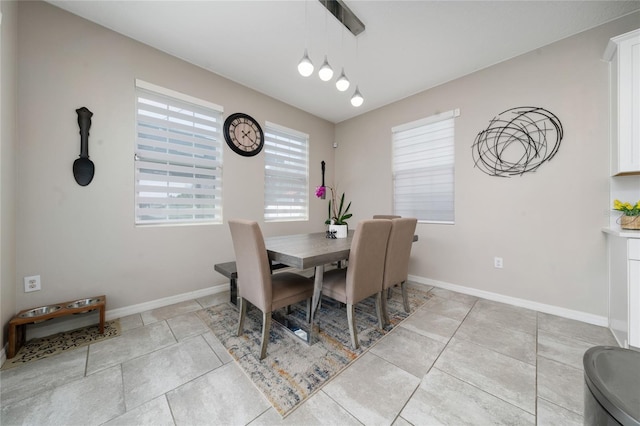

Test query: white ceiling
[48,1,640,123]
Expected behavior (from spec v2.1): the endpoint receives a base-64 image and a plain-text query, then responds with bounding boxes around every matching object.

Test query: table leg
[99,305,105,334]
[310,264,324,344]
[8,323,17,359]
[229,274,238,306]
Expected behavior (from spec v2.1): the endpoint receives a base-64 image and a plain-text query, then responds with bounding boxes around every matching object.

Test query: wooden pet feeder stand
[7,295,106,359]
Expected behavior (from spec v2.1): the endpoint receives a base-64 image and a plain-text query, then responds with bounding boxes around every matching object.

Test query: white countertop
[603,227,640,238]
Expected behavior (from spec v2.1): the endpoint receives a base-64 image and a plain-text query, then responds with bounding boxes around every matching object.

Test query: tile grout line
[389,291,479,423]
[163,393,178,426]
[285,287,435,424]
[427,296,539,418]
[433,367,536,419]
[4,289,607,425]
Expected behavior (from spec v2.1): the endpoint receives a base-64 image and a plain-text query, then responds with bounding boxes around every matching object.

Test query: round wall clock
[223,112,264,157]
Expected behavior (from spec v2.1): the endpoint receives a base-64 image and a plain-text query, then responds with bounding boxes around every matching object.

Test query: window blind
[264,122,309,221]
[392,109,458,223]
[135,80,223,225]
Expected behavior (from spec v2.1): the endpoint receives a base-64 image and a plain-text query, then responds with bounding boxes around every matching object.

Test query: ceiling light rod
[318,0,365,37]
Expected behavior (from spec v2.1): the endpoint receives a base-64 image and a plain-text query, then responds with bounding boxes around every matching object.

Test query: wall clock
[223,112,264,157]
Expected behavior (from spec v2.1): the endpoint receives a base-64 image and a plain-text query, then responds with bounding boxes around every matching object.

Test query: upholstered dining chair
[321,219,392,349]
[381,217,418,326]
[228,219,314,360]
[373,215,401,219]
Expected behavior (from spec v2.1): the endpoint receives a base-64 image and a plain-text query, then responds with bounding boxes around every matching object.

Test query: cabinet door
[629,239,640,348]
[615,30,640,174]
[630,259,640,348]
[610,236,629,346]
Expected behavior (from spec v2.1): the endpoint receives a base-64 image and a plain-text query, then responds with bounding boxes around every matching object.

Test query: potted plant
[613,199,640,230]
[316,186,352,238]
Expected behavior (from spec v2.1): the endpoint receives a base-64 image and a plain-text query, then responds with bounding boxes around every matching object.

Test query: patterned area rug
[1,320,120,370]
[197,286,431,416]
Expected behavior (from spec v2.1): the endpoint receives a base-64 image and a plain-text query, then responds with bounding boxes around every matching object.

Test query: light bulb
[297,49,314,77]
[318,55,334,81]
[350,86,364,107]
[335,68,350,91]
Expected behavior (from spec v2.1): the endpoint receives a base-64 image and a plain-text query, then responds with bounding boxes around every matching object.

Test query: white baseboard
[110,276,608,328]
[409,274,608,327]
[104,284,228,321]
[24,284,229,340]
[7,275,609,348]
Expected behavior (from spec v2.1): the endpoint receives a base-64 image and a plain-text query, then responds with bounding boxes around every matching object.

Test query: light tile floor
[1,285,618,425]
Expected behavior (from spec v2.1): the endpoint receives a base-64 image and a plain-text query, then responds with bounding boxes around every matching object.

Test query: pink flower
[315,186,326,198]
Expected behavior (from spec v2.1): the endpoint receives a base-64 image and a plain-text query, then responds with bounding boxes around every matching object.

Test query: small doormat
[197,286,431,417]
[1,320,120,370]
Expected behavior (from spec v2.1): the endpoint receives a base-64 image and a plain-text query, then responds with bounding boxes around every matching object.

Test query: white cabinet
[605,29,640,176]
[608,235,640,349]
[630,239,640,347]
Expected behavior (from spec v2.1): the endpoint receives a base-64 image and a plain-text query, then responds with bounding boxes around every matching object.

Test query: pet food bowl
[67,297,102,313]
[18,305,62,322]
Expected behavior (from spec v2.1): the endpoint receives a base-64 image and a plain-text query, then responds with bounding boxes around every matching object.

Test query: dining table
[264,230,354,343]
[264,229,418,344]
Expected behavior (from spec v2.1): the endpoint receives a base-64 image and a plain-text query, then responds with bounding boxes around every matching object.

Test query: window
[264,122,309,221]
[135,80,223,225]
[392,109,459,223]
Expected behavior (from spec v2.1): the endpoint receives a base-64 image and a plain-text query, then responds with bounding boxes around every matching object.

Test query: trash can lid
[583,346,640,426]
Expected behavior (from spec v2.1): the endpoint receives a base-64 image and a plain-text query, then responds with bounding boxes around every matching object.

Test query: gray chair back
[228,219,272,311]
[383,218,418,290]
[373,215,401,219]
[346,219,392,303]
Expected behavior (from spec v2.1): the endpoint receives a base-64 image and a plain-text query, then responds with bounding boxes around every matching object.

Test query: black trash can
[583,346,640,426]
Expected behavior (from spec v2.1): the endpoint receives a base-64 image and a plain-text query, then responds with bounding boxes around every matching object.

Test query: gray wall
[1,0,18,353]
[3,1,639,349]
[13,1,334,317]
[336,11,640,320]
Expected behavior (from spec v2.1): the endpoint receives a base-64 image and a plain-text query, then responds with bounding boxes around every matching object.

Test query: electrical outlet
[24,275,41,292]
[494,257,503,269]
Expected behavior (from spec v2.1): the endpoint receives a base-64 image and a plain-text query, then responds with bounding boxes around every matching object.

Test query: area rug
[1,320,121,370]
[197,286,431,416]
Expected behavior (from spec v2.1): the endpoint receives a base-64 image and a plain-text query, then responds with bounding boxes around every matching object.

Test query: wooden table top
[264,231,354,270]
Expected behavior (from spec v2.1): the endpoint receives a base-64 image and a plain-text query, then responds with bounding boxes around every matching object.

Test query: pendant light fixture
[298,1,314,77]
[336,68,350,91]
[298,48,314,77]
[350,36,363,107]
[297,0,365,105]
[334,21,349,91]
[318,55,334,81]
[350,86,364,107]
[318,8,333,82]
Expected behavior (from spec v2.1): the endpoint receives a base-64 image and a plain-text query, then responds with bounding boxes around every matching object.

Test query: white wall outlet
[494,257,503,269]
[24,275,41,292]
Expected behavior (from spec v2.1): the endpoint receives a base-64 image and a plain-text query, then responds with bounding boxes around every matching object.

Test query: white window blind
[264,122,309,221]
[135,80,223,225]
[392,109,458,223]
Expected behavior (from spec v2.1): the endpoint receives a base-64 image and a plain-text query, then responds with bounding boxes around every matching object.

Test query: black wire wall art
[472,107,563,177]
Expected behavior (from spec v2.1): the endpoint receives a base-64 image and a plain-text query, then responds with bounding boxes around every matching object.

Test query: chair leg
[374,292,384,329]
[259,311,272,360]
[306,298,312,323]
[387,287,392,299]
[237,297,247,336]
[380,291,390,327]
[401,281,410,313]
[346,303,359,349]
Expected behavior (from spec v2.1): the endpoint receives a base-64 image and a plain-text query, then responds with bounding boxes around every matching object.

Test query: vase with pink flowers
[315,185,352,238]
